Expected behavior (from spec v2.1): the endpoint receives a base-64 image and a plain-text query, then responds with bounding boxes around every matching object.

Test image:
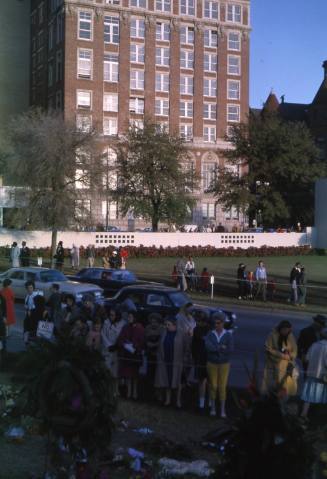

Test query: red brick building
[30,0,251,229]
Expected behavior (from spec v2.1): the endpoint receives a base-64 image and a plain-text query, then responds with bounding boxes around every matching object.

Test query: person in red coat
[0,279,16,334]
[117,311,145,399]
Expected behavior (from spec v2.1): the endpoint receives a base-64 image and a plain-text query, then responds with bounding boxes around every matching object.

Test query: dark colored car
[104,285,237,329]
[67,268,138,297]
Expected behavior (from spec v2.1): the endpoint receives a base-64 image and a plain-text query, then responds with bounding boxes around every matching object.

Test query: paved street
[6,302,313,387]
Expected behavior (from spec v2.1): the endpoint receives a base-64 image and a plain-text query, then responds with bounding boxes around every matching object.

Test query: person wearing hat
[205,311,234,417]
[0,278,16,335]
[262,320,298,397]
[155,315,188,408]
[298,315,327,371]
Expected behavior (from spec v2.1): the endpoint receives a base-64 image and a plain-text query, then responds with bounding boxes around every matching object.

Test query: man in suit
[297,315,327,369]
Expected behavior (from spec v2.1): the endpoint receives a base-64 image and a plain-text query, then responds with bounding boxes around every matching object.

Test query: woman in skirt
[301,339,327,417]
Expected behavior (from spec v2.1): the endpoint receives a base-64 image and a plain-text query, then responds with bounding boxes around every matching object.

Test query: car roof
[119,284,182,293]
[8,267,55,272]
[79,268,135,274]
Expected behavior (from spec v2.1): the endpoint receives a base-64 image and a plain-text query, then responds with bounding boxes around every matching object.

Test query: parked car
[0,267,104,303]
[67,268,138,297]
[104,285,237,329]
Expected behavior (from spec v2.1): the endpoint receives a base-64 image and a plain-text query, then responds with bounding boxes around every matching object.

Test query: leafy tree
[211,112,324,228]
[113,121,198,231]
[4,109,104,265]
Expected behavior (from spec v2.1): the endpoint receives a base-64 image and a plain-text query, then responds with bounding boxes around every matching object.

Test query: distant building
[29,0,251,229]
[0,0,31,126]
[257,61,327,161]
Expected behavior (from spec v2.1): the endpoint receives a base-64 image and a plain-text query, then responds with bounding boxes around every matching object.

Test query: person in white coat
[70,244,80,269]
[10,242,20,268]
[101,308,126,395]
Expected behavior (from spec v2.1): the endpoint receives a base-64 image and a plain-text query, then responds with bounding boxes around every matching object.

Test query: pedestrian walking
[255,260,267,301]
[23,281,44,344]
[102,250,110,269]
[54,241,65,271]
[10,242,20,268]
[205,311,234,417]
[155,316,188,408]
[246,270,254,299]
[86,244,95,267]
[297,315,327,371]
[70,244,80,270]
[300,339,327,417]
[298,267,307,306]
[0,279,16,335]
[237,263,246,299]
[262,320,298,397]
[20,241,30,267]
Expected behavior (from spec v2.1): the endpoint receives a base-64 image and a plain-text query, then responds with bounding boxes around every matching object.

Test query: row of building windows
[74,2,246,23]
[78,13,242,50]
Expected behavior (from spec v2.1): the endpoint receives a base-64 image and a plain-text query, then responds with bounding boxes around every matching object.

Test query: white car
[0,267,104,302]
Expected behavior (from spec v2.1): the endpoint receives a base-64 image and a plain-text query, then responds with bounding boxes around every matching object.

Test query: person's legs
[198,378,207,409]
[255,281,261,299]
[176,384,182,408]
[217,363,231,418]
[262,282,267,301]
[207,362,218,415]
[164,388,172,406]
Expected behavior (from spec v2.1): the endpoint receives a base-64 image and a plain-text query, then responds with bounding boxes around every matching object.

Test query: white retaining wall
[0,228,313,249]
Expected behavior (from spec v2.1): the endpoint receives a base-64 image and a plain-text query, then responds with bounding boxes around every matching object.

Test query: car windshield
[40,270,67,282]
[169,292,191,308]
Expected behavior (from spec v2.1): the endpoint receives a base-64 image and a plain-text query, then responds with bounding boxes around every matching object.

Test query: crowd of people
[0,275,326,419]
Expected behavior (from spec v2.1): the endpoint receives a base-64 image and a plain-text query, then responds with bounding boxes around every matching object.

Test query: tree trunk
[50,229,58,268]
[152,217,159,232]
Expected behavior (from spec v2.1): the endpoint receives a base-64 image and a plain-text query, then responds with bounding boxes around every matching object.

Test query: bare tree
[5,109,104,265]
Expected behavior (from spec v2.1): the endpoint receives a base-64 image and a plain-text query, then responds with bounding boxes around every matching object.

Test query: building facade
[30,0,250,229]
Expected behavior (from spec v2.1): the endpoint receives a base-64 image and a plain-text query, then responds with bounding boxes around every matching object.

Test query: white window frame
[78,10,93,41]
[227,80,240,100]
[103,117,118,136]
[155,98,169,116]
[227,4,242,23]
[228,31,241,51]
[77,48,92,79]
[180,25,194,45]
[155,0,171,12]
[105,0,120,4]
[204,53,217,72]
[104,16,119,44]
[202,203,216,219]
[129,97,145,114]
[130,18,145,38]
[130,0,147,8]
[77,90,92,109]
[76,115,92,132]
[203,102,216,120]
[156,22,170,41]
[104,53,119,82]
[102,201,118,220]
[202,163,217,191]
[180,124,193,141]
[204,78,217,97]
[227,104,240,122]
[180,0,195,16]
[103,93,118,112]
[180,75,193,95]
[204,29,218,48]
[131,43,145,63]
[204,1,219,20]
[180,50,194,69]
[130,70,145,90]
[75,199,91,218]
[180,101,193,118]
[156,47,170,66]
[228,55,241,75]
[155,72,169,92]
[203,126,216,143]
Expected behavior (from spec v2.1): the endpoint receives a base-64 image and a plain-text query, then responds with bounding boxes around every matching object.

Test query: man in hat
[297,315,327,370]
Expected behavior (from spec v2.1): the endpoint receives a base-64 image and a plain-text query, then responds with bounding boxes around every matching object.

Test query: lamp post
[255,180,270,227]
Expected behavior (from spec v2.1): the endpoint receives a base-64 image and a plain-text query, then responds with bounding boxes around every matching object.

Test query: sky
[250,0,327,108]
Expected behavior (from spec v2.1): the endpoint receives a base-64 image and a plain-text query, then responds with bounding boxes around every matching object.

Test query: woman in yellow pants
[205,312,234,417]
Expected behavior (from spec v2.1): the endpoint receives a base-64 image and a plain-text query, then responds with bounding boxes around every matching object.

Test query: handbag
[37,320,54,340]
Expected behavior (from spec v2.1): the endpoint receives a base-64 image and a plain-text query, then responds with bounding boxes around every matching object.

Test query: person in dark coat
[25,295,50,344]
[192,310,211,411]
[55,241,65,271]
[237,263,247,299]
[46,283,62,331]
[117,311,145,399]
[20,241,30,267]
[297,315,327,370]
[289,262,301,304]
